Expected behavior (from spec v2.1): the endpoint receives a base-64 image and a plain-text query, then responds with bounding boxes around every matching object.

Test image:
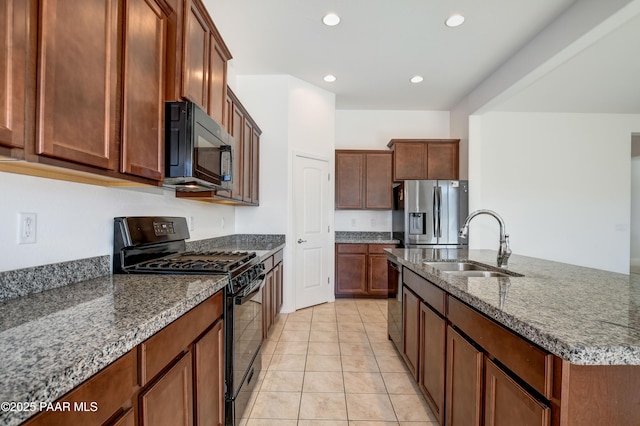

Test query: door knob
[297,238,307,244]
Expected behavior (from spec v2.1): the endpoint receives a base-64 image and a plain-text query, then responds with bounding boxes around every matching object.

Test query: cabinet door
[365,152,393,209]
[263,270,274,338]
[368,253,391,296]
[275,262,283,314]
[182,0,209,109]
[242,119,252,203]
[335,151,364,209]
[250,128,260,204]
[402,286,420,379]
[121,0,166,180]
[419,302,446,425]
[194,320,224,426]
[335,244,367,296]
[427,142,459,180]
[230,100,244,201]
[0,0,31,150]
[36,0,119,169]
[393,142,426,180]
[207,38,226,124]
[139,352,194,426]
[484,358,550,426]
[446,326,482,426]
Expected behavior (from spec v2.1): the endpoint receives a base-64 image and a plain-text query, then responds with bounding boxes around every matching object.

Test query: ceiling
[203,0,578,111]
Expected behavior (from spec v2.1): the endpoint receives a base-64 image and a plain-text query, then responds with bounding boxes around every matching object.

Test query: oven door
[227,274,265,425]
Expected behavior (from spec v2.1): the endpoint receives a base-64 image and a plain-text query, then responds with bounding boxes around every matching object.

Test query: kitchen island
[0,237,284,426]
[386,247,640,425]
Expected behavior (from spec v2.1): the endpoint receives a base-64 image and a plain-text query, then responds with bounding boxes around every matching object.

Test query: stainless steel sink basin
[424,262,487,271]
[445,270,512,278]
[424,261,523,278]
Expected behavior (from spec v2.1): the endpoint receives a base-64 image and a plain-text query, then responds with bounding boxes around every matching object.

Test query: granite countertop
[0,239,285,426]
[386,248,640,366]
[335,231,400,244]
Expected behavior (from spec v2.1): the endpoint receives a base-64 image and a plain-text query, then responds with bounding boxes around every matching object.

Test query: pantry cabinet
[335,150,393,210]
[387,139,459,181]
[335,243,397,297]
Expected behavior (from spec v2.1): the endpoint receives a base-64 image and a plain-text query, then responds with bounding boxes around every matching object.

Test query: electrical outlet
[220,217,225,229]
[18,212,37,244]
[188,216,195,231]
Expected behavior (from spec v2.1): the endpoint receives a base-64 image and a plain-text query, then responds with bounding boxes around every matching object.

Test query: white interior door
[293,154,330,310]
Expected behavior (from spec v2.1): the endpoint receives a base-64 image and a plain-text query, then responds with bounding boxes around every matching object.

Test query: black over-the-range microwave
[164,100,233,192]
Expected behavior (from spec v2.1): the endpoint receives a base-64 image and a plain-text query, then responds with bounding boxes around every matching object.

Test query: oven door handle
[235,275,265,305]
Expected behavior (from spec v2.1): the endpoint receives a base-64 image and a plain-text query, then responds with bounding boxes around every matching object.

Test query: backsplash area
[0,234,285,302]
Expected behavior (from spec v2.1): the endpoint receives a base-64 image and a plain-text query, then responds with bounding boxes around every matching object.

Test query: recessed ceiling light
[445,14,465,28]
[410,76,424,84]
[324,74,337,83]
[322,13,341,26]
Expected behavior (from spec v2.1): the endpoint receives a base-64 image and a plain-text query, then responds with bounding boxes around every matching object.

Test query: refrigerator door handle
[436,185,443,238]
[432,187,437,236]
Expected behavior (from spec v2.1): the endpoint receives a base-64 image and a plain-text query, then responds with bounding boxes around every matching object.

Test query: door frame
[291,151,335,310]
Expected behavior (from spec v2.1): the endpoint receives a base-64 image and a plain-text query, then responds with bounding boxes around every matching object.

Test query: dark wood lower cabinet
[402,286,420,379]
[419,302,446,425]
[484,358,550,426]
[139,352,193,426]
[262,250,284,339]
[335,243,397,297]
[194,320,225,426]
[445,326,483,426]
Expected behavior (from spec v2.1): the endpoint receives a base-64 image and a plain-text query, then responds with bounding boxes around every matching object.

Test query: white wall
[0,172,235,272]
[469,112,640,273]
[232,75,336,312]
[334,110,450,232]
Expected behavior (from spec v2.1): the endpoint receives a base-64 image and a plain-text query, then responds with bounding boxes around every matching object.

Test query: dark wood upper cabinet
[388,139,459,181]
[181,0,230,124]
[182,0,209,109]
[121,0,168,180]
[0,0,32,152]
[335,150,392,210]
[335,151,364,209]
[36,0,119,170]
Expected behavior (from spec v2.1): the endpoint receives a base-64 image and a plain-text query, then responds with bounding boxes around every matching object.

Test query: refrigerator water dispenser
[409,212,427,235]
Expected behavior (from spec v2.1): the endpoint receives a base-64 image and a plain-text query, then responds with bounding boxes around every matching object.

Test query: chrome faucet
[459,209,511,267]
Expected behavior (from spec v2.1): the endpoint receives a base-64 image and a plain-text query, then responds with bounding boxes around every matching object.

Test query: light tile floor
[240,298,439,425]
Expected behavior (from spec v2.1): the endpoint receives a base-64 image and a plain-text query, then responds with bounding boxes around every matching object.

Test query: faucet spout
[459,209,512,267]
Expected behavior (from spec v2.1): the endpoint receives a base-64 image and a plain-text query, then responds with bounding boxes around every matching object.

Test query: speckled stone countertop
[335,231,400,244]
[0,236,285,426]
[386,248,640,366]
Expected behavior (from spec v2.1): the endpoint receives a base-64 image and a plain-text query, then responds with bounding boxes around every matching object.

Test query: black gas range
[113,216,263,293]
[113,216,264,426]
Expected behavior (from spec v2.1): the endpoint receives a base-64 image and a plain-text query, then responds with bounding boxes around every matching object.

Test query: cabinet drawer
[448,297,553,399]
[337,243,367,254]
[368,244,396,254]
[262,255,274,271]
[140,291,223,384]
[403,268,446,316]
[274,249,284,264]
[24,350,137,426]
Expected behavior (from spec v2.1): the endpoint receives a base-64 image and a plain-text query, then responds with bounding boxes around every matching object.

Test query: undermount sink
[424,261,523,278]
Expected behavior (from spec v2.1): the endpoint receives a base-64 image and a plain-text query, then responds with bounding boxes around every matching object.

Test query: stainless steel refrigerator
[392,180,469,247]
